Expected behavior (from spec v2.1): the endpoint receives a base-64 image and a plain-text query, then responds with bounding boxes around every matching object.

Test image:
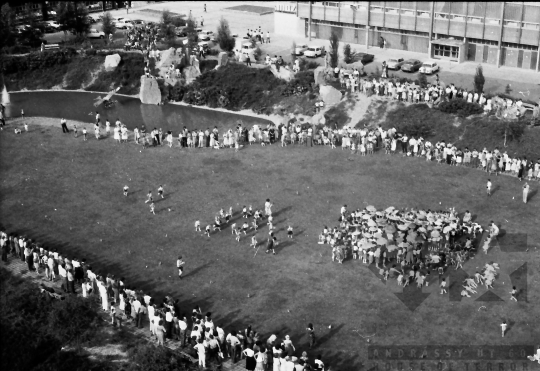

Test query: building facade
[274,2,540,72]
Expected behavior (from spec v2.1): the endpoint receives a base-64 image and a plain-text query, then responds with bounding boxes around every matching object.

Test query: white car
[303,45,325,58]
[419,61,439,74]
[45,20,61,30]
[198,30,214,41]
[114,20,133,29]
[292,43,308,56]
[88,28,105,39]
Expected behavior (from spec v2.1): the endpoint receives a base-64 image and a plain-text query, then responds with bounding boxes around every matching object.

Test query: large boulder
[314,66,327,86]
[104,54,121,71]
[311,112,326,126]
[157,47,176,68]
[217,52,228,68]
[139,76,161,105]
[183,66,201,84]
[319,85,342,107]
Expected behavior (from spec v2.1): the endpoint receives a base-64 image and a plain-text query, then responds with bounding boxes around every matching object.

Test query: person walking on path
[510,286,518,302]
[523,183,529,203]
[486,179,492,196]
[61,118,69,133]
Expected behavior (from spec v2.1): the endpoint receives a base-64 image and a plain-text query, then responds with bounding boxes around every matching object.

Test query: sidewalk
[1,254,243,371]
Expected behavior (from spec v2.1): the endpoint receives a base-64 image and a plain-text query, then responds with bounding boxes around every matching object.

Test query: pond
[5,91,272,131]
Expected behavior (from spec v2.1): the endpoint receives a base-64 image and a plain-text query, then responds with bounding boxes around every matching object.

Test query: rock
[270,64,294,81]
[217,52,228,68]
[319,85,343,107]
[139,76,161,105]
[157,47,176,68]
[311,112,326,126]
[314,66,327,86]
[104,54,121,72]
[183,66,201,84]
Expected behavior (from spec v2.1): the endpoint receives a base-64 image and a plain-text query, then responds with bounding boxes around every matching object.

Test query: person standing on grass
[306,323,315,349]
[486,179,492,196]
[150,202,155,215]
[123,185,129,196]
[94,123,100,140]
[82,127,87,141]
[158,185,164,199]
[501,321,507,337]
[60,118,69,133]
[523,183,529,203]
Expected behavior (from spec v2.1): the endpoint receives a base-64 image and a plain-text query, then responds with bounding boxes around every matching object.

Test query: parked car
[88,28,105,39]
[357,52,374,64]
[386,58,405,70]
[292,43,308,56]
[303,45,325,58]
[114,20,133,29]
[419,60,439,74]
[132,19,145,26]
[198,30,214,41]
[45,20,60,30]
[401,59,422,72]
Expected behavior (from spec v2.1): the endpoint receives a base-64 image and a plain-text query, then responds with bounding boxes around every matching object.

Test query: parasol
[366,205,377,212]
[377,237,387,245]
[387,244,398,252]
[367,219,377,227]
[385,225,397,233]
[397,224,408,231]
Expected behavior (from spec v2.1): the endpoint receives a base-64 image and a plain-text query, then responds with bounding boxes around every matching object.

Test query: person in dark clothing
[246,55,251,67]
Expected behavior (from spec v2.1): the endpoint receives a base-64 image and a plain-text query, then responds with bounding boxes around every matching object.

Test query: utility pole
[308,1,312,41]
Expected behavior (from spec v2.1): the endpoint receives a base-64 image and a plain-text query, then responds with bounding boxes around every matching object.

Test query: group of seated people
[318,205,487,288]
[0,229,327,371]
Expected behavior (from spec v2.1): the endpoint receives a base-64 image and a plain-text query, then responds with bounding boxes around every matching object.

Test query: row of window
[433,44,460,58]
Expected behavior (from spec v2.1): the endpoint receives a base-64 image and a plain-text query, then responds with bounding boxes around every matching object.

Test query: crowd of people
[75,112,540,185]
[317,204,513,300]
[0,199,324,371]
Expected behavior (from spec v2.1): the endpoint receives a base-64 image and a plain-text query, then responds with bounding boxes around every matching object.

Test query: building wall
[293,1,540,71]
[274,11,304,38]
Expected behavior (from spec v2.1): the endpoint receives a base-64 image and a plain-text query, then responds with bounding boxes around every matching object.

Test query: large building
[275,2,540,72]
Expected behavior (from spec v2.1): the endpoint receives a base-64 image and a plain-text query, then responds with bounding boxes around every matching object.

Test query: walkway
[1,254,243,371]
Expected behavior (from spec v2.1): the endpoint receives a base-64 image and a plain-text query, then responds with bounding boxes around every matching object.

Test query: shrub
[299,58,319,71]
[438,99,484,118]
[343,44,357,64]
[417,73,428,88]
[199,59,218,73]
[205,48,219,56]
[253,46,262,61]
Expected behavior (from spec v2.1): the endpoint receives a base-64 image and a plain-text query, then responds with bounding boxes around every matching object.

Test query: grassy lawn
[1,119,539,370]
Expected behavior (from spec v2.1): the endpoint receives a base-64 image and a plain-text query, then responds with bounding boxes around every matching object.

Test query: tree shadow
[527,188,537,201]
[316,323,345,347]
[273,205,293,219]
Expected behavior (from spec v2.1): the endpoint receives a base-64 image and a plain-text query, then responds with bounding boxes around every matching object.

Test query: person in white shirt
[178,316,188,346]
[226,330,241,363]
[194,339,207,368]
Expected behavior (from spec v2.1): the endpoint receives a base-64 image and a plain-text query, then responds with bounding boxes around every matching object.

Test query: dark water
[6,91,272,131]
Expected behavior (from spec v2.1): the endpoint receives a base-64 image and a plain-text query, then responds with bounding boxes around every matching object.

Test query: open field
[1,119,539,370]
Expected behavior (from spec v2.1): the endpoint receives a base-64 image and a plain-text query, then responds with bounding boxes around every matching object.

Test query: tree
[329,31,339,68]
[0,4,17,49]
[184,16,198,52]
[160,9,176,47]
[17,9,44,47]
[215,17,235,52]
[56,2,90,37]
[101,12,116,43]
[496,120,526,147]
[474,64,485,94]
[417,73,428,88]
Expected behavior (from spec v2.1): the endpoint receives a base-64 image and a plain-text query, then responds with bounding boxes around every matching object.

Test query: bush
[86,53,147,94]
[438,99,484,118]
[474,64,485,93]
[199,59,218,73]
[205,48,219,56]
[329,31,339,68]
[417,73,428,88]
[182,63,284,111]
[282,71,315,97]
[254,46,262,61]
[343,44,357,64]
[299,58,319,71]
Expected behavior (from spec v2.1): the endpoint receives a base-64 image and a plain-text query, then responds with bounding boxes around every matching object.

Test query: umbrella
[431,230,440,238]
[385,206,395,213]
[375,211,383,216]
[418,227,427,233]
[351,230,362,236]
[366,205,377,212]
[408,222,416,229]
[406,234,417,243]
[387,245,398,252]
[397,224,408,231]
[443,225,453,234]
[367,219,377,227]
[373,231,383,238]
[369,226,378,232]
[360,242,375,250]
[362,214,371,220]
[385,225,397,233]
[435,219,443,225]
[377,237,387,245]
[398,242,409,248]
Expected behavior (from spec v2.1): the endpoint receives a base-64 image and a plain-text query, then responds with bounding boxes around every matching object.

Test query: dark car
[132,19,145,26]
[357,52,374,64]
[401,59,422,72]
